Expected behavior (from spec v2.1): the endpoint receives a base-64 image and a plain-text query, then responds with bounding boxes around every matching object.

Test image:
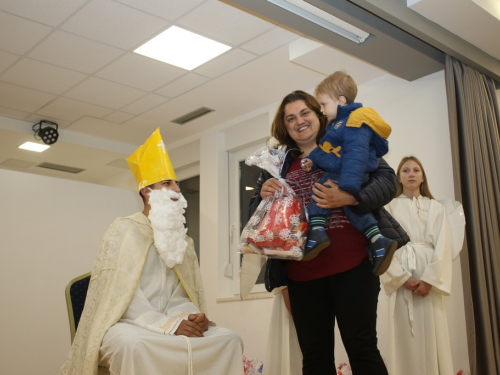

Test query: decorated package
[239,146,308,260]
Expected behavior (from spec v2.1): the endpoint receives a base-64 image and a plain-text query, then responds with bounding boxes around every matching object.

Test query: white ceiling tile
[177,0,274,46]
[64,77,147,109]
[35,97,113,122]
[1,58,87,95]
[25,115,71,129]
[241,27,300,55]
[290,44,385,83]
[61,0,169,50]
[0,82,56,112]
[114,0,204,21]
[0,106,30,120]
[95,53,186,91]
[27,31,124,74]
[66,116,130,143]
[194,49,256,78]
[0,50,19,75]
[0,11,52,55]
[0,0,87,27]
[155,73,209,98]
[120,94,170,115]
[103,111,135,124]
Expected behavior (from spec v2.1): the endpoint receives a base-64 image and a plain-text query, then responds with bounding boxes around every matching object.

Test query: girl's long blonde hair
[396,156,435,199]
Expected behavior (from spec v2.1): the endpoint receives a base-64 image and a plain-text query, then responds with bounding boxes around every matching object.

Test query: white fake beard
[148,188,188,268]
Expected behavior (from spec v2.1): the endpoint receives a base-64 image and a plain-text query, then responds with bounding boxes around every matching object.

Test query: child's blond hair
[315,70,357,103]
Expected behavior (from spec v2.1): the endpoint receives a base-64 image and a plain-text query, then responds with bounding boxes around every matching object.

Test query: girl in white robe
[381,156,454,375]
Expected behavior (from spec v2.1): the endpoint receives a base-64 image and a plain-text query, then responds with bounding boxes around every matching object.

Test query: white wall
[0,70,471,374]
[0,169,142,375]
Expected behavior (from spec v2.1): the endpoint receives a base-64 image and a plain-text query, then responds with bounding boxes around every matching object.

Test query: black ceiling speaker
[33,120,59,145]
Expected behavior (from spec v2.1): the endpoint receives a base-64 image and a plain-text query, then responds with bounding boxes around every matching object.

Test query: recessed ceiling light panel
[19,142,51,152]
[134,26,231,70]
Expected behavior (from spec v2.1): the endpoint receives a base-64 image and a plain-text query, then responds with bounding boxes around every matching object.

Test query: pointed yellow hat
[127,128,177,190]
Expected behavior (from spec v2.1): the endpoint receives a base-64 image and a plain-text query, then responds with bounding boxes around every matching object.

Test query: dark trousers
[287,258,388,375]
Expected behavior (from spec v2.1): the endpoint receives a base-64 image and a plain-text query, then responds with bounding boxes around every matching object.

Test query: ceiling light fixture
[33,120,59,145]
[18,141,51,152]
[134,26,231,70]
[266,0,370,43]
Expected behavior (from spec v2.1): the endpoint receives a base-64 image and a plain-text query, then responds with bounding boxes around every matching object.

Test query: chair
[65,272,91,343]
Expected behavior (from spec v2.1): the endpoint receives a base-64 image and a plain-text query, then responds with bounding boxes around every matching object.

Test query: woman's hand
[311,180,358,209]
[260,178,282,199]
[412,280,432,297]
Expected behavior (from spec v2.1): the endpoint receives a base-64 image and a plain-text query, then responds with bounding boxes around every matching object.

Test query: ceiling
[0,0,499,189]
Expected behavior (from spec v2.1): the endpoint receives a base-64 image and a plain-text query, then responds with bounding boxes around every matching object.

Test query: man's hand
[190,313,210,332]
[174,313,209,337]
[311,180,358,209]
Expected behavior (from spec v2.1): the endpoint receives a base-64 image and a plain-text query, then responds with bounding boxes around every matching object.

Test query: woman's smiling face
[283,100,321,149]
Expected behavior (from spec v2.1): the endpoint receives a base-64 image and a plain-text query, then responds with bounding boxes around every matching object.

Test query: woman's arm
[311,158,397,213]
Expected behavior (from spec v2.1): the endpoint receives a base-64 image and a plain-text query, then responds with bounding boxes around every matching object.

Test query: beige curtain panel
[445,55,500,375]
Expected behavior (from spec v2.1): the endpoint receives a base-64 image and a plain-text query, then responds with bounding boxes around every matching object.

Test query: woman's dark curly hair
[270,90,327,156]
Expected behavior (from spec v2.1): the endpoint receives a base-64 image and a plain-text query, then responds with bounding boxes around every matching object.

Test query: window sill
[216,292,273,302]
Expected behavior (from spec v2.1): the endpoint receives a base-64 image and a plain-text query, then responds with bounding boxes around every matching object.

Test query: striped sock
[310,216,327,230]
[364,226,382,243]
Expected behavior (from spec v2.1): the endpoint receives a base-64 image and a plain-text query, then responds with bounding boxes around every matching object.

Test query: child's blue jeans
[308,172,377,233]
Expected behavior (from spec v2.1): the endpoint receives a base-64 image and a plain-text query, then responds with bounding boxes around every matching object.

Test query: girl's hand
[412,280,432,297]
[260,178,282,199]
[403,277,418,291]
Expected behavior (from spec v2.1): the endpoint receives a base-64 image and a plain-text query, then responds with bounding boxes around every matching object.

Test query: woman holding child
[249,74,401,375]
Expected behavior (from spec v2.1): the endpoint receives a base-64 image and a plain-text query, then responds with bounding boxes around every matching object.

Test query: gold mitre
[127,128,177,190]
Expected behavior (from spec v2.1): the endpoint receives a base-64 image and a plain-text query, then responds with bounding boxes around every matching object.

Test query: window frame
[228,145,270,296]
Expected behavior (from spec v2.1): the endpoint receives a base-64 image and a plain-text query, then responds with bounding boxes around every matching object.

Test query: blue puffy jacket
[308,103,391,194]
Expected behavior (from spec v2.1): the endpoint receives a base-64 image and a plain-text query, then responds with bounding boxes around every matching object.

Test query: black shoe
[302,228,331,261]
[370,236,397,276]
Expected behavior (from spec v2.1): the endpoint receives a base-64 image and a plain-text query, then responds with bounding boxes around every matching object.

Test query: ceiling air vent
[171,107,214,125]
[36,162,85,174]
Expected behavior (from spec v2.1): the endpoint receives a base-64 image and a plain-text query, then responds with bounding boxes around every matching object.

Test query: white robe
[381,196,454,375]
[99,243,245,375]
[263,288,302,375]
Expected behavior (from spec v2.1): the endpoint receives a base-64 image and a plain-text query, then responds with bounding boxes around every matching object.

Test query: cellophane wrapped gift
[239,146,308,260]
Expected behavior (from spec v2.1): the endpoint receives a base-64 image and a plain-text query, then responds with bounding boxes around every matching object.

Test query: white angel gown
[381,195,454,375]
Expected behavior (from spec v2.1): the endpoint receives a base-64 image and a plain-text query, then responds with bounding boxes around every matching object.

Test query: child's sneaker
[302,228,331,261]
[369,236,397,275]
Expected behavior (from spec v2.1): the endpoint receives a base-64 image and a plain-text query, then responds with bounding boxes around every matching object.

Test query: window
[239,160,266,285]
[229,145,269,295]
[180,176,200,261]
